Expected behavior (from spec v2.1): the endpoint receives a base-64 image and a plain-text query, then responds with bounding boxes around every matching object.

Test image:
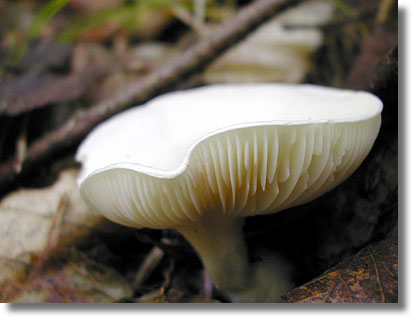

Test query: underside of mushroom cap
[77,84,382,229]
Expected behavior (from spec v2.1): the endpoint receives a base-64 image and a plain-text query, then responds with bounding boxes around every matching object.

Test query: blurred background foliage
[0,0,361,70]
[0,0,396,84]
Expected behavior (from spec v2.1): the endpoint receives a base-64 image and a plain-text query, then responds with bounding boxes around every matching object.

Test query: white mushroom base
[178,216,294,303]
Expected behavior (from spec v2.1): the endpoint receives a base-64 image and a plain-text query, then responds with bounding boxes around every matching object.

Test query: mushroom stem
[177,216,251,294]
[178,215,295,302]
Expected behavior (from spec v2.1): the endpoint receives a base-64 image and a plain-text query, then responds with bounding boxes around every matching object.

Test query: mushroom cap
[77,83,382,229]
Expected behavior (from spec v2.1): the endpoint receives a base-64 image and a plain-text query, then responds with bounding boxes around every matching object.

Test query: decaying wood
[0,0,300,192]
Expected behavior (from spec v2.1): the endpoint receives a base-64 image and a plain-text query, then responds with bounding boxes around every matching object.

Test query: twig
[160,259,175,299]
[370,252,386,303]
[133,246,165,290]
[173,6,208,36]
[13,114,29,174]
[0,0,300,192]
[193,0,207,28]
[31,193,69,273]
[14,134,27,174]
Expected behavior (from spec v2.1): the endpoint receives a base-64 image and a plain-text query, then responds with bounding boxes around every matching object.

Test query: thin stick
[133,246,165,290]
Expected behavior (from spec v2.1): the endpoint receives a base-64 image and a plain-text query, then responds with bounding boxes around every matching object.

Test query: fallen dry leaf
[286,233,398,303]
[1,247,133,303]
[0,258,29,285]
[0,168,136,303]
[1,169,89,219]
[0,169,120,260]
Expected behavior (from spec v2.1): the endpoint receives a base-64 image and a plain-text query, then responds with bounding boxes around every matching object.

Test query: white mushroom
[76,83,382,302]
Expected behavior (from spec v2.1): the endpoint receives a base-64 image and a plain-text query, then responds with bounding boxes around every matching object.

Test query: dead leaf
[2,169,98,224]
[1,247,133,303]
[286,234,398,303]
[0,258,29,285]
[0,169,119,260]
[0,258,30,301]
[0,169,135,303]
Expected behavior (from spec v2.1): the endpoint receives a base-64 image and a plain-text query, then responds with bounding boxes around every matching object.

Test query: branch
[0,0,300,191]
